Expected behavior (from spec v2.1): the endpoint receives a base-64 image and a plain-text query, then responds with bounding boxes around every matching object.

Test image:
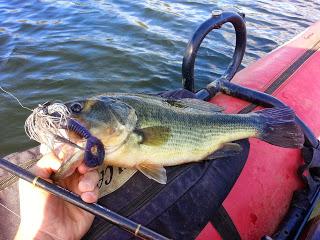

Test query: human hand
[15,151,99,240]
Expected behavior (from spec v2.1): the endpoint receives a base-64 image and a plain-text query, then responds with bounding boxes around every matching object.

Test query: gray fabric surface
[0,146,41,240]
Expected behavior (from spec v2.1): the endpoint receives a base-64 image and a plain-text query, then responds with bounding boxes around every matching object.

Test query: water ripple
[0,0,320,154]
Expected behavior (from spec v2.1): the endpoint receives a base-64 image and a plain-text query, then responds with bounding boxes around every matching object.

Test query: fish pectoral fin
[206,142,243,160]
[135,126,171,146]
[137,163,167,184]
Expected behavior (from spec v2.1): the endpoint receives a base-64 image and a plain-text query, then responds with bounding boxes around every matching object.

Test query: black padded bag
[83,89,250,240]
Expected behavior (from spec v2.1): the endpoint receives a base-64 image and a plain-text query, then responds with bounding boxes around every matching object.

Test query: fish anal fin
[137,163,167,184]
[135,126,171,146]
[206,142,243,160]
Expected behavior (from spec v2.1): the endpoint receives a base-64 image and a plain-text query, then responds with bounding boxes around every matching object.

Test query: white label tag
[97,163,137,197]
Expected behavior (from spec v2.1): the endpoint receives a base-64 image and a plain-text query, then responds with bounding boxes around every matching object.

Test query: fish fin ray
[255,107,304,148]
[135,126,171,146]
[206,143,242,160]
[137,163,167,184]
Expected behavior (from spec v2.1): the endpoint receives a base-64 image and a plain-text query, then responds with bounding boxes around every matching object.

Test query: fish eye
[70,102,83,113]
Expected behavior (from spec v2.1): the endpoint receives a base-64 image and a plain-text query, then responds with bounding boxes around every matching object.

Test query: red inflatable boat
[194,15,320,240]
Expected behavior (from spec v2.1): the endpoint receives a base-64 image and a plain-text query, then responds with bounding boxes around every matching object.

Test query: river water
[0,0,320,155]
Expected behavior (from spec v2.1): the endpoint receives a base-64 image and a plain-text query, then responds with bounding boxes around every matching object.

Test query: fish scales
[49,93,304,183]
[110,95,258,166]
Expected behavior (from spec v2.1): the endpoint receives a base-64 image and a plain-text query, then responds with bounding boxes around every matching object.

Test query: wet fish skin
[61,93,304,184]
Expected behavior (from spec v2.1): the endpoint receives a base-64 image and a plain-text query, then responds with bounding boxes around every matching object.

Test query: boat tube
[185,12,320,240]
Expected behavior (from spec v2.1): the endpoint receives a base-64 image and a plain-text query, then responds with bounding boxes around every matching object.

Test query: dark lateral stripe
[238,39,320,114]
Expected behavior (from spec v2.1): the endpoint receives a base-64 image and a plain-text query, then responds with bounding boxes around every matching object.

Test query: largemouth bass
[56,93,303,184]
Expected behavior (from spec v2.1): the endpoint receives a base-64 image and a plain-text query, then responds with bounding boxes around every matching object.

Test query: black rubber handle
[182,11,246,92]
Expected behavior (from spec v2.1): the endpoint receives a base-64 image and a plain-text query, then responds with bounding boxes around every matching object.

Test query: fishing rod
[0,158,169,240]
[182,11,320,240]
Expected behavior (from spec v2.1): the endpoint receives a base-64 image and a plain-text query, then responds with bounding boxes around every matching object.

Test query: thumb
[33,152,62,179]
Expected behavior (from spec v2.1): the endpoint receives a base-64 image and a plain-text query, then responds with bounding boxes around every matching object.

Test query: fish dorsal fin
[206,143,243,160]
[164,98,224,114]
[135,126,171,146]
[137,163,167,184]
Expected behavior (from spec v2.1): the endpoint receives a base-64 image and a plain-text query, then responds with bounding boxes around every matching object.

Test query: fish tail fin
[255,107,304,148]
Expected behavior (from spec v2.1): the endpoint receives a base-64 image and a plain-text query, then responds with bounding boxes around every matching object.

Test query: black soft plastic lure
[65,118,105,168]
[37,102,105,168]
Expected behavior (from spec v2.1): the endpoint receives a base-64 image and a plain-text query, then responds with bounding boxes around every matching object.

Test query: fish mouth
[47,118,105,180]
[25,102,105,180]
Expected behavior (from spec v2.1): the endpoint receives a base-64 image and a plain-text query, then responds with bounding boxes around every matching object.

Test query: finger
[78,163,99,175]
[32,152,62,178]
[78,163,89,174]
[78,170,99,192]
[37,152,62,170]
[80,187,99,203]
[78,162,98,174]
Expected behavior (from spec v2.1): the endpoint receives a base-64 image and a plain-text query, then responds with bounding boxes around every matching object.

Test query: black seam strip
[239,39,320,114]
[210,205,241,240]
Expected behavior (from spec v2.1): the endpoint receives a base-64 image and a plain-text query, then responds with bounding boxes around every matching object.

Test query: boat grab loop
[182,11,246,98]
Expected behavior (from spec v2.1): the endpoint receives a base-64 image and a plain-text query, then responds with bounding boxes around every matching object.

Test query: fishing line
[0,201,20,219]
[0,86,33,111]
[25,103,71,148]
